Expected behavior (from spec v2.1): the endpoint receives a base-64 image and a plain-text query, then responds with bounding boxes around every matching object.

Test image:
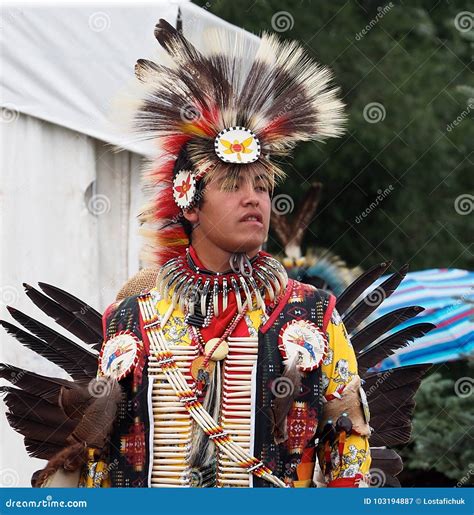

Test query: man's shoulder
[115,268,159,301]
[288,278,334,303]
[104,293,141,316]
[103,268,160,318]
[102,291,148,340]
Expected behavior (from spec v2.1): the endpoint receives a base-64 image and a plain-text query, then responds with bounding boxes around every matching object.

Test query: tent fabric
[0,1,257,156]
[0,113,144,485]
[365,269,474,370]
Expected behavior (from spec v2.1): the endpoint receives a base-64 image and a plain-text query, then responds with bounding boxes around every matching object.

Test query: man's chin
[224,240,265,256]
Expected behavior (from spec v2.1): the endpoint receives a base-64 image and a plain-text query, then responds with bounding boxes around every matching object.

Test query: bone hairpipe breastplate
[148,336,258,487]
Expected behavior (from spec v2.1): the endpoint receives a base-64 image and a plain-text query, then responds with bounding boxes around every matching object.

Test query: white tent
[0,1,256,486]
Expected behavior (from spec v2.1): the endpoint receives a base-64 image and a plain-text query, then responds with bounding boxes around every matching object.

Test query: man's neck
[190,239,259,273]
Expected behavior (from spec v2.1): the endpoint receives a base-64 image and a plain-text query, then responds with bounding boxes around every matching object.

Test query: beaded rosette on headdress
[124,19,347,266]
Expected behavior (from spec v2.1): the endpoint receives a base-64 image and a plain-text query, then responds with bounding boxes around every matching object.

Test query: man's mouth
[240,212,263,224]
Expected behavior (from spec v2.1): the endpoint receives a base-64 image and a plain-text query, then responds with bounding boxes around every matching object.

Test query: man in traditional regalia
[1,19,434,488]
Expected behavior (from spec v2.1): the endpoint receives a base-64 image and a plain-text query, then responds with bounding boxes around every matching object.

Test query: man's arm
[317,308,372,487]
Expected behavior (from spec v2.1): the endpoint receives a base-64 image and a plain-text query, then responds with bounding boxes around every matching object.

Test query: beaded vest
[102,257,334,487]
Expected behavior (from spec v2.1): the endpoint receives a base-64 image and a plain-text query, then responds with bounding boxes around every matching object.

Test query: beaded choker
[155,248,288,322]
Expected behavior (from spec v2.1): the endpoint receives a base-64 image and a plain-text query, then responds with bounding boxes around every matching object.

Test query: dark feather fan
[23,283,102,350]
[335,261,392,314]
[357,323,436,374]
[37,282,102,336]
[0,364,74,404]
[342,264,409,334]
[0,282,122,486]
[1,386,73,428]
[24,438,66,461]
[1,311,97,381]
[333,261,435,487]
[350,306,426,354]
[6,414,75,445]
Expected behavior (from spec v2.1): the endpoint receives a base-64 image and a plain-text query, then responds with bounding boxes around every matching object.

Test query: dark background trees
[194,0,473,272]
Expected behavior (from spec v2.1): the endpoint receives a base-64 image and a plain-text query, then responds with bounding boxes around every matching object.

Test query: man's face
[186,174,272,256]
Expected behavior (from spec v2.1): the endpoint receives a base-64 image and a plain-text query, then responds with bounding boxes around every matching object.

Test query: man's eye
[256,185,268,192]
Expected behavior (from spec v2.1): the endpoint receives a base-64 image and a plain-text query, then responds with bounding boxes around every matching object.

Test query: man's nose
[241,183,260,206]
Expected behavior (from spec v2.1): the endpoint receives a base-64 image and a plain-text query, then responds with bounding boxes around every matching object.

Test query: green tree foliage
[193,0,473,270]
[399,362,474,485]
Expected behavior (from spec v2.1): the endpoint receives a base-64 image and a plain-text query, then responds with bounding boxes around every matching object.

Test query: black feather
[351,306,425,354]
[336,261,392,315]
[363,364,432,395]
[22,283,102,350]
[1,317,97,380]
[3,393,76,434]
[357,322,436,374]
[6,413,72,445]
[364,365,431,433]
[370,400,416,434]
[367,384,418,415]
[343,264,409,334]
[1,386,71,428]
[370,448,403,476]
[24,438,64,460]
[38,282,102,337]
[370,422,413,447]
[0,364,73,404]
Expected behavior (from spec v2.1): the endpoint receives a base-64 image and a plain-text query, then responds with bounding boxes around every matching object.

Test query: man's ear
[183,206,199,225]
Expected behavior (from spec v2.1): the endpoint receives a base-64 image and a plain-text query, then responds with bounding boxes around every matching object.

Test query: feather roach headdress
[125,19,347,266]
